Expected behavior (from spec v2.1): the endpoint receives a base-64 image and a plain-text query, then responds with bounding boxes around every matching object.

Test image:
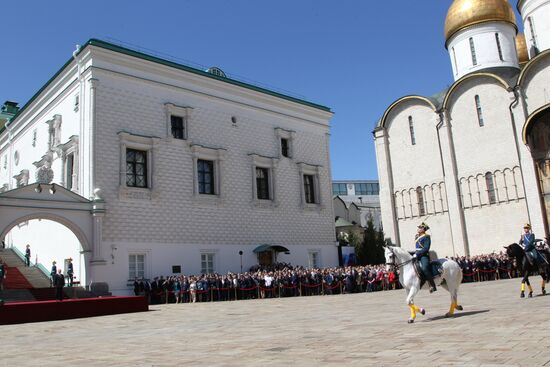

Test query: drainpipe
[509,86,532,225]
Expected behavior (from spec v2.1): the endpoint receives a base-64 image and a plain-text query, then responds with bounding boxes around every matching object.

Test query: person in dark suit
[54,269,65,301]
[50,261,57,287]
[66,258,74,287]
[25,244,31,266]
[0,259,6,291]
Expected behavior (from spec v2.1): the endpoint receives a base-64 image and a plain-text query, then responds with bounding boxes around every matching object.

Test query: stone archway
[0,183,106,287]
[524,105,550,234]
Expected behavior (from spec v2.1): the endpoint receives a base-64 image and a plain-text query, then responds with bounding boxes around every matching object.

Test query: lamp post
[238,250,243,273]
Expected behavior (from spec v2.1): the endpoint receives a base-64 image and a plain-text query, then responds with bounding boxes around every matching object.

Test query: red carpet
[0,296,149,325]
[4,266,33,289]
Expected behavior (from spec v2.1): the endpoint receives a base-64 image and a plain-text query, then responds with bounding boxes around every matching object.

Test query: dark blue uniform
[520,232,545,265]
[415,234,432,279]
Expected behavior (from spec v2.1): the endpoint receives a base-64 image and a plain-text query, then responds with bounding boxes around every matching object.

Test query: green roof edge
[1,38,331,135]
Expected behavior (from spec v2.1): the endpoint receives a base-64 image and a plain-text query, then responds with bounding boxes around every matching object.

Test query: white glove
[412,254,417,259]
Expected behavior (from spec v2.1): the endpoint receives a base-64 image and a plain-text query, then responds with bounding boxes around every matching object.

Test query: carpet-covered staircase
[0,248,94,303]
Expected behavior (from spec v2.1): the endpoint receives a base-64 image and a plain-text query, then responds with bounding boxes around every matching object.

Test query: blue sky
[2,1,522,180]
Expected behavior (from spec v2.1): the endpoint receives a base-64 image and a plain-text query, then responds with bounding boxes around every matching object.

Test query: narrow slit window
[528,17,538,51]
[485,172,497,204]
[409,116,416,145]
[469,37,477,66]
[416,187,426,216]
[495,33,504,61]
[452,47,458,74]
[475,95,484,127]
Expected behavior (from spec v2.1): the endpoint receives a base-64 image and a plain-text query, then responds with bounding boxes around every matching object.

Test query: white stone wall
[333,197,349,222]
[447,23,519,80]
[520,0,550,57]
[520,56,550,114]
[86,52,337,293]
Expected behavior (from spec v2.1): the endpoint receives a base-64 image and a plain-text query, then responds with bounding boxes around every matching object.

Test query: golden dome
[445,0,517,43]
[516,33,529,64]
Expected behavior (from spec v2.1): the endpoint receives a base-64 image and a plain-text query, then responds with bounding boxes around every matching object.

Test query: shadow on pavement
[424,309,490,322]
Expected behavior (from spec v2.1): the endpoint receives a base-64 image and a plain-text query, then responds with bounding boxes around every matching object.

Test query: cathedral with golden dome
[374,0,550,256]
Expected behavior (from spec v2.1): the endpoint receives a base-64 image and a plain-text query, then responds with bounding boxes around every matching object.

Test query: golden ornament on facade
[444,0,517,42]
[516,33,529,65]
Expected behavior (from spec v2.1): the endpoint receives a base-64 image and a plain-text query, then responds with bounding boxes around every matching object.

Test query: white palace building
[0,39,337,294]
[375,0,550,256]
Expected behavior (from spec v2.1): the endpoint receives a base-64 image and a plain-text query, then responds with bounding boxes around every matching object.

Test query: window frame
[275,128,295,159]
[58,135,79,193]
[332,183,347,196]
[250,154,278,207]
[165,103,191,141]
[118,132,160,200]
[308,250,321,269]
[485,172,497,205]
[475,95,484,127]
[409,116,416,145]
[200,251,216,274]
[191,144,226,203]
[298,162,323,210]
[128,253,145,280]
[416,186,426,216]
[469,37,478,66]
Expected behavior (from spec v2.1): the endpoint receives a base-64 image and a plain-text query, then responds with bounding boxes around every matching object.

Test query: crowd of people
[134,251,523,305]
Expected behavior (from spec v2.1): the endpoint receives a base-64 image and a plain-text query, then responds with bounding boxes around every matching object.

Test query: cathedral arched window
[475,95,484,127]
[485,172,497,204]
[469,37,477,66]
[408,116,416,145]
[495,33,504,61]
[416,186,425,216]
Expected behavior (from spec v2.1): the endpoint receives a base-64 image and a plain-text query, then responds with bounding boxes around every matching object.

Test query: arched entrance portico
[523,104,550,234]
[0,183,106,288]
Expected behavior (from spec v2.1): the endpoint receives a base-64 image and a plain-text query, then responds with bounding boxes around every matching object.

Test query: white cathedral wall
[520,0,550,56]
[89,63,337,293]
[397,214,455,257]
[447,24,519,80]
[520,55,550,114]
[448,79,519,176]
[385,102,443,190]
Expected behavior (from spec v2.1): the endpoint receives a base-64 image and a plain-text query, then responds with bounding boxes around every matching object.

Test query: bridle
[385,247,413,272]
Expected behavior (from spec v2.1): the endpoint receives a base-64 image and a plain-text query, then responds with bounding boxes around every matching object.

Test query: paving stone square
[1,279,549,366]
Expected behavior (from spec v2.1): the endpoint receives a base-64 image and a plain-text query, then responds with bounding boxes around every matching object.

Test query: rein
[386,248,414,271]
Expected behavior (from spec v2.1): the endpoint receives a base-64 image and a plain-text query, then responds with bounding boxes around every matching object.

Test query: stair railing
[11,246,28,265]
[9,247,51,279]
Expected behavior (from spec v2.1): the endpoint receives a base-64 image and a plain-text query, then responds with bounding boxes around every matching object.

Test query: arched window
[416,187,425,216]
[469,37,477,66]
[485,172,497,204]
[408,116,416,145]
[475,95,484,127]
[495,33,504,61]
[452,47,458,75]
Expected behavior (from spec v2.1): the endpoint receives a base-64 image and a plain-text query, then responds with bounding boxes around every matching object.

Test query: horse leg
[526,277,533,298]
[541,275,546,296]
[445,286,461,317]
[406,286,424,323]
[521,272,528,298]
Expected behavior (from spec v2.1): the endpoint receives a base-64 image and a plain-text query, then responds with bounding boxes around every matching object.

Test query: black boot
[428,278,437,293]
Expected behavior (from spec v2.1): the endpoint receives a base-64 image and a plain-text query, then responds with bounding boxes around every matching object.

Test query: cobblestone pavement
[1,278,549,367]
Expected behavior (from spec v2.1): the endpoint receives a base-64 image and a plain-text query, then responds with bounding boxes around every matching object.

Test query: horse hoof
[420,308,426,315]
[543,289,547,295]
[456,305,463,311]
[529,292,533,298]
[407,319,414,324]
[445,312,452,318]
[520,292,525,298]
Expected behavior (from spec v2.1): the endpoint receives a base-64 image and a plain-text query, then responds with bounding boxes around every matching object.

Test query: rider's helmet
[523,223,531,230]
[418,222,430,231]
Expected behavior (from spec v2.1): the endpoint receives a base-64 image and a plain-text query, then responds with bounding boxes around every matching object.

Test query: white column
[438,111,469,256]
[88,78,99,199]
[90,201,106,265]
[374,127,400,245]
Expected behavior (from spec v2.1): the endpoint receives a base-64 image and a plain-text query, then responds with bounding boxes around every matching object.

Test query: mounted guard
[519,223,548,267]
[413,222,437,293]
[384,222,464,323]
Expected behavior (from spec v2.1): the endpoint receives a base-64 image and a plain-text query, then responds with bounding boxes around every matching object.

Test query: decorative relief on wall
[13,169,29,187]
[394,181,448,220]
[32,129,37,147]
[14,151,19,166]
[0,183,8,193]
[33,153,54,184]
[46,114,62,152]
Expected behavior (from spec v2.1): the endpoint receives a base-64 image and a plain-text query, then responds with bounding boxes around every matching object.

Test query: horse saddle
[412,257,445,283]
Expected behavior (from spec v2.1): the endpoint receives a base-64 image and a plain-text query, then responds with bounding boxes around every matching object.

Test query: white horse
[384,246,464,323]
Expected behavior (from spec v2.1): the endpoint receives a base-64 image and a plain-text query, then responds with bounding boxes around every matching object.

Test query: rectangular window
[126,149,148,188]
[355,183,367,195]
[201,253,214,274]
[452,47,458,75]
[171,115,185,140]
[66,153,74,191]
[198,159,215,195]
[469,37,478,65]
[485,172,497,204]
[332,183,347,196]
[528,17,538,51]
[256,167,270,200]
[409,116,416,145]
[416,187,426,216]
[129,254,145,279]
[495,33,504,61]
[308,252,320,268]
[281,138,290,158]
[304,174,316,204]
[475,95,484,127]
